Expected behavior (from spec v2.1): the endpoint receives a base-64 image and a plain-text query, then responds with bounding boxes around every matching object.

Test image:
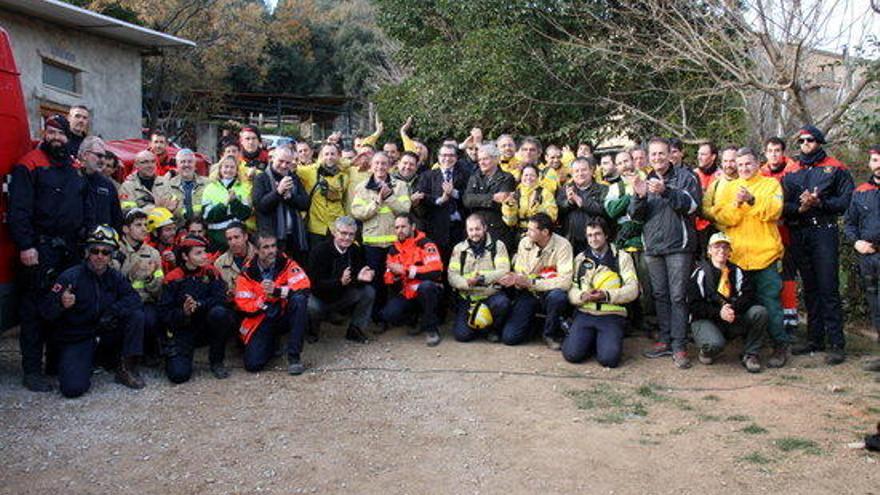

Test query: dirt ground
[0,324,878,495]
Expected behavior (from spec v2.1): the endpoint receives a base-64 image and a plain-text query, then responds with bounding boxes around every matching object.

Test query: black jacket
[418,165,471,248]
[463,167,516,250]
[844,179,880,244]
[252,168,310,251]
[688,260,754,322]
[307,239,368,301]
[158,264,228,330]
[556,182,609,246]
[629,164,701,256]
[42,262,141,342]
[783,156,854,226]
[86,172,123,233]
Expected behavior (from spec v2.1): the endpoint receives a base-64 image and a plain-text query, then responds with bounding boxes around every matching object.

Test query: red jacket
[384,230,443,299]
[234,254,310,344]
[761,157,801,246]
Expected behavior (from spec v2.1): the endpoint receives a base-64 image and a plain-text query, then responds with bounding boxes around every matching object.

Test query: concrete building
[0,0,193,139]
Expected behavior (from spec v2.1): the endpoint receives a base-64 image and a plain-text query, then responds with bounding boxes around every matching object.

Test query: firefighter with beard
[9,115,94,392]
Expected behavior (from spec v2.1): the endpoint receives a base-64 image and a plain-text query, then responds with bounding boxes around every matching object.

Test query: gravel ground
[0,324,878,495]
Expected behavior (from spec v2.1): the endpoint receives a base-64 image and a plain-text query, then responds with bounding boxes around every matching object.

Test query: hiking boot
[767,346,789,369]
[115,357,145,390]
[287,357,305,376]
[544,336,561,351]
[791,341,824,356]
[425,330,441,347]
[210,362,230,379]
[345,325,369,344]
[644,342,673,359]
[862,358,880,372]
[825,348,846,366]
[486,332,501,343]
[698,346,717,365]
[673,351,692,369]
[742,354,762,374]
[305,321,320,344]
[373,322,389,335]
[23,372,53,392]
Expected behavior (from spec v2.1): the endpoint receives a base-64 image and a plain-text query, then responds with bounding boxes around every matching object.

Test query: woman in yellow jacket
[707,148,791,362]
[502,164,558,236]
[350,152,411,320]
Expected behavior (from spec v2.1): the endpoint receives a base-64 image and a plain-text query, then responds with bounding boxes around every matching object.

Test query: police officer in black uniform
[8,115,94,391]
[41,226,145,398]
[783,125,854,365]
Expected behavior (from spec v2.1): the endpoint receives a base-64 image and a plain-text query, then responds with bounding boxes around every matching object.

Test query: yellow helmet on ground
[467,301,493,330]
[591,269,622,291]
[146,207,175,233]
[85,225,120,250]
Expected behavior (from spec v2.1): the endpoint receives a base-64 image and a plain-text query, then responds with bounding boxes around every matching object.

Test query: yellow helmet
[85,225,120,250]
[467,301,493,330]
[591,269,622,291]
[146,207,175,233]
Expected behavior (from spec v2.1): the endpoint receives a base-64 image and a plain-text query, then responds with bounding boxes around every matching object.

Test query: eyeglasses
[89,247,113,256]
[798,137,817,144]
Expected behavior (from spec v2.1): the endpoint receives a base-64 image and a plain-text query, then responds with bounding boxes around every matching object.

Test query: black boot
[345,325,369,344]
[115,356,145,390]
[23,372,53,392]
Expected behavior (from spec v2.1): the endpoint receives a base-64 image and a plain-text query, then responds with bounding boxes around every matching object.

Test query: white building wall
[0,10,142,140]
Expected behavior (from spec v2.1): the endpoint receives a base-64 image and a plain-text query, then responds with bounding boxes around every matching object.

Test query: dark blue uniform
[86,172,123,233]
[844,179,880,333]
[783,156,854,351]
[8,146,94,378]
[158,264,233,383]
[41,262,144,398]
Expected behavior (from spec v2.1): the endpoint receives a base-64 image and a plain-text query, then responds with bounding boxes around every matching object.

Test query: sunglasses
[89,247,113,256]
[797,137,817,144]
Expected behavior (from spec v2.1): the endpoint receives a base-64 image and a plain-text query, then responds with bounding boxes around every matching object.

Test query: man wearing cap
[9,114,94,392]
[158,234,234,383]
[448,213,512,342]
[844,146,880,345]
[564,218,639,368]
[708,147,791,367]
[783,125,854,364]
[688,232,768,372]
[42,225,146,397]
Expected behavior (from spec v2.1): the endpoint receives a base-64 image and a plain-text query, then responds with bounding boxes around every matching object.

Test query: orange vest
[234,255,310,343]
[383,230,443,299]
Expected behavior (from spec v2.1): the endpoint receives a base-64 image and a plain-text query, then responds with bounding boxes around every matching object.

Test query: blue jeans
[381,281,442,333]
[644,252,692,352]
[243,293,309,372]
[452,293,511,342]
[501,289,569,345]
[562,313,626,367]
[790,225,844,350]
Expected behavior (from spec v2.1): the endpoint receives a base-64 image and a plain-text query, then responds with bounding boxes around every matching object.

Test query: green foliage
[774,437,822,455]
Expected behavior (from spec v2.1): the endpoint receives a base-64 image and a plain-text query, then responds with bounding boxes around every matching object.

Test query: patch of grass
[636,384,665,401]
[669,426,688,435]
[702,394,721,402]
[739,452,772,465]
[774,437,823,455]
[698,414,721,422]
[779,374,803,381]
[636,383,694,412]
[845,332,880,356]
[565,384,648,423]
[740,423,769,435]
[726,414,751,422]
[638,438,661,446]
[866,406,880,414]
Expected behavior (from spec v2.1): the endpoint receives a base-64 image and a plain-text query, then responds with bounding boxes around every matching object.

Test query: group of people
[8,105,880,398]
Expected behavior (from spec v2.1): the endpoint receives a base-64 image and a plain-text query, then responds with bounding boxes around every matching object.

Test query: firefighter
[42,226,146,397]
[234,233,310,375]
[380,214,445,346]
[8,114,94,392]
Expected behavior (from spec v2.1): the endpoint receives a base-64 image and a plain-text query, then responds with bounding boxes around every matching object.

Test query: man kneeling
[689,233,768,373]
[235,233,310,375]
[564,219,639,367]
[381,214,445,346]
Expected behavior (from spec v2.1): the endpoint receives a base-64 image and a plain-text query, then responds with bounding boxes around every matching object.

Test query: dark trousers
[562,313,626,367]
[501,289,569,345]
[858,253,880,331]
[691,305,768,357]
[143,303,163,357]
[364,245,389,322]
[243,293,308,372]
[57,309,145,398]
[790,225,844,350]
[165,305,234,384]
[452,293,511,342]
[381,282,442,333]
[308,285,375,331]
[644,252,692,352]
